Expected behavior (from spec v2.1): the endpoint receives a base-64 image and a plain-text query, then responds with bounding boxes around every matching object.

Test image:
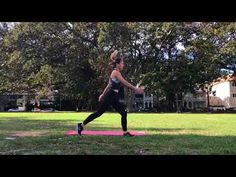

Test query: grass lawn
[0,112,236,155]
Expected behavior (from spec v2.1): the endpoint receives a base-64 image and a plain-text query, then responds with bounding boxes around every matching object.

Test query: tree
[1,22,235,112]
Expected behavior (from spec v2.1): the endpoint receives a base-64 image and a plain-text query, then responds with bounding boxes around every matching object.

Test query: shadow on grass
[1,132,236,155]
[0,118,106,137]
[0,117,207,136]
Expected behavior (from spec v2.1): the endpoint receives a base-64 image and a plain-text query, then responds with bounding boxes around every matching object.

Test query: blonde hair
[110,50,123,68]
[110,50,118,60]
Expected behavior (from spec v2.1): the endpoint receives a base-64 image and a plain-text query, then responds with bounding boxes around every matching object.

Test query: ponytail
[110,50,122,68]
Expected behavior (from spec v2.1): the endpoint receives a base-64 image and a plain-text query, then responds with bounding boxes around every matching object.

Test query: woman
[76,50,144,137]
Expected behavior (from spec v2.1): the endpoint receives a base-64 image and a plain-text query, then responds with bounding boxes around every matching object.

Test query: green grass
[0,112,236,155]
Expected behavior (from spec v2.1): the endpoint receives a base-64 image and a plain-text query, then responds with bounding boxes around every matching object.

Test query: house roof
[210,75,236,86]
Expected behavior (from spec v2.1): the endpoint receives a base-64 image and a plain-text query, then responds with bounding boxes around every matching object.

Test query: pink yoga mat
[65,130,146,136]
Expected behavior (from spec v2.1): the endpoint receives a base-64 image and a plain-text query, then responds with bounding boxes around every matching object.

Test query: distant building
[0,91,55,112]
[132,91,154,111]
[208,75,236,109]
[182,89,206,111]
[182,74,236,111]
[0,93,28,111]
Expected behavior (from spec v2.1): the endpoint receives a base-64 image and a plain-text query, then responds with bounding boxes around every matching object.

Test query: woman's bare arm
[111,71,138,91]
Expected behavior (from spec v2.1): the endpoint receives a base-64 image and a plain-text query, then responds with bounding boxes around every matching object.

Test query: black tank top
[108,69,121,92]
[109,77,121,90]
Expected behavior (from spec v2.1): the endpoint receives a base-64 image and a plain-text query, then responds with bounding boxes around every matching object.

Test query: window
[232,82,236,86]
[9,95,17,99]
[17,103,23,106]
[233,93,236,97]
[184,101,187,108]
[135,94,143,98]
[189,102,192,108]
[149,102,152,108]
[212,91,216,96]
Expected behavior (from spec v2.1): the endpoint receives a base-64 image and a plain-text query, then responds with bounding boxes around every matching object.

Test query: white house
[182,89,206,110]
[132,91,154,111]
[182,75,236,111]
[208,75,236,109]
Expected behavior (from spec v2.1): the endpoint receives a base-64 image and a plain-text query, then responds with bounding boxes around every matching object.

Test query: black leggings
[83,90,127,131]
